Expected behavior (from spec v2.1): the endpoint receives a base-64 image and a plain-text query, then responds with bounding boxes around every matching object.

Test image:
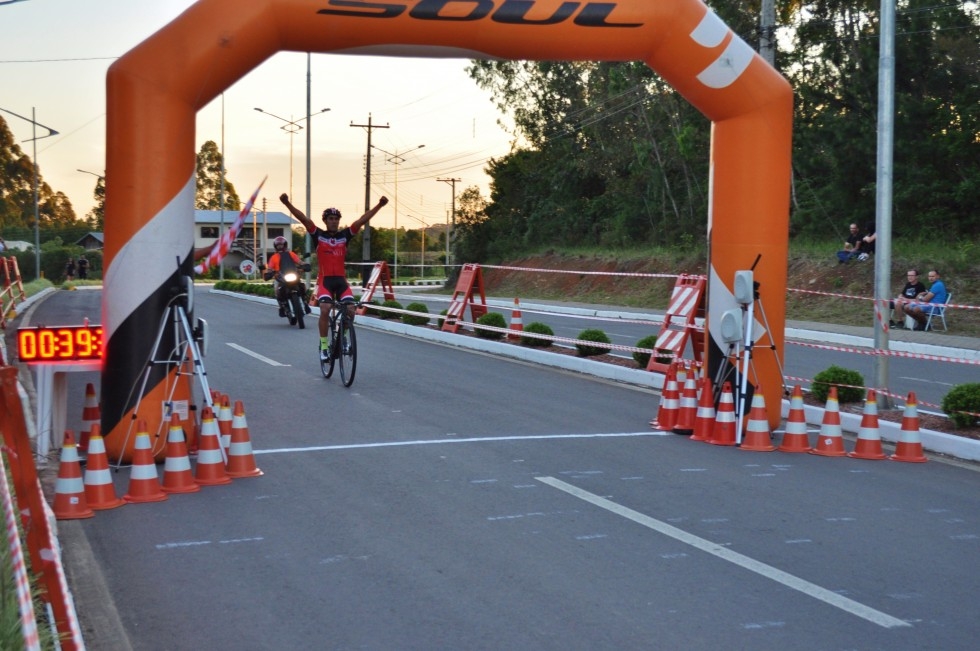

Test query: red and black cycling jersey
[310,225,359,278]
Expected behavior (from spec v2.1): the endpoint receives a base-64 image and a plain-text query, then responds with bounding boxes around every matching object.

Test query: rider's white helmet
[273,236,288,252]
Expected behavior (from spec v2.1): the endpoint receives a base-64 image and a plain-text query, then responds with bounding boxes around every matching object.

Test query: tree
[195,140,242,210]
[84,175,106,230]
[0,115,76,229]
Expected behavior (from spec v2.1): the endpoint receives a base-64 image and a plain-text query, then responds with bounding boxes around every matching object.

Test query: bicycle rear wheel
[338,316,357,387]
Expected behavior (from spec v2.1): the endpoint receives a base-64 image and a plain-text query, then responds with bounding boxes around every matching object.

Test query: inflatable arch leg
[103,0,792,459]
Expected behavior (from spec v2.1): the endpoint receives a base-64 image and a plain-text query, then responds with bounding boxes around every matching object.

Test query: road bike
[320,300,358,387]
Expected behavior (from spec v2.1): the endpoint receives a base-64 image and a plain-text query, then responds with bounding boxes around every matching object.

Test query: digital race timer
[17,325,104,362]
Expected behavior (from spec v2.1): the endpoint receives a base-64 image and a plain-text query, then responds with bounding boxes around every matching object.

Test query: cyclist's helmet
[322,207,342,221]
[273,236,288,252]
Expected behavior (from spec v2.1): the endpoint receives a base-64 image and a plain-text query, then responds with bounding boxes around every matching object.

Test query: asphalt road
[13,289,980,650]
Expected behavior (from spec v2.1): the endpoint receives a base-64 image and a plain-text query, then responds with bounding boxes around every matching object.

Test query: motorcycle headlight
[283,272,298,283]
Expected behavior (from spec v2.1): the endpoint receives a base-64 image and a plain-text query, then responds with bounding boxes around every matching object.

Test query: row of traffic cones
[650,363,927,462]
[53,399,263,520]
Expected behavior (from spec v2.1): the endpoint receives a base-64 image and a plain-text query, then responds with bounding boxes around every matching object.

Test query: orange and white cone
[161,414,201,493]
[740,389,775,452]
[651,363,680,431]
[195,407,232,486]
[226,400,263,478]
[849,389,887,460]
[78,382,100,453]
[83,425,125,510]
[777,385,812,452]
[123,423,168,503]
[810,386,847,457]
[690,377,716,442]
[507,298,524,341]
[891,392,927,463]
[673,369,698,434]
[217,394,233,453]
[53,431,94,520]
[709,381,737,446]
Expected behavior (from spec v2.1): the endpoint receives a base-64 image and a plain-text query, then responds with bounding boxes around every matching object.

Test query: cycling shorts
[317,276,355,303]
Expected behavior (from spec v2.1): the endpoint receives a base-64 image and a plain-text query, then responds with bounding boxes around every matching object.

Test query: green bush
[811,365,866,404]
[402,302,430,326]
[633,334,658,368]
[475,311,507,339]
[941,383,980,428]
[575,328,612,357]
[437,309,448,328]
[380,299,403,320]
[521,322,554,347]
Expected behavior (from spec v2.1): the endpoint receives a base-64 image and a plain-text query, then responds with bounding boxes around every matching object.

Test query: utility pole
[437,177,460,267]
[760,0,776,67]
[351,114,389,283]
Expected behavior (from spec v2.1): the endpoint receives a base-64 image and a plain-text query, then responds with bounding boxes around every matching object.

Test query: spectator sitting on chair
[889,269,926,328]
[894,269,948,331]
[856,222,876,261]
[836,223,864,263]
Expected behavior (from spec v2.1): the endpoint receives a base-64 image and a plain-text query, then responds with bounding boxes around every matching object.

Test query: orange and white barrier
[740,390,775,452]
[226,400,263,478]
[891,392,927,463]
[53,432,94,520]
[810,387,847,457]
[83,427,125,510]
[848,390,887,460]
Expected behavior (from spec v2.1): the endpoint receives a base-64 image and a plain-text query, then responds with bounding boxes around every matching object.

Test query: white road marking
[253,431,667,455]
[536,476,911,629]
[226,342,288,366]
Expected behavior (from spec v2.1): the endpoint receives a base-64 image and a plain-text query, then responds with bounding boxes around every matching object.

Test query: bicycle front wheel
[320,319,336,379]
[339,316,357,387]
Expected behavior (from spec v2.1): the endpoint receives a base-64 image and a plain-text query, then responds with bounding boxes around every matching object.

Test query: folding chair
[925,292,951,332]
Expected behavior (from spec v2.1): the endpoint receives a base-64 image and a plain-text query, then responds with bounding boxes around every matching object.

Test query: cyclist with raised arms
[279,193,389,360]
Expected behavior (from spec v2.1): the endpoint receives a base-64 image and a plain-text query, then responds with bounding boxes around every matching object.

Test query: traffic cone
[123,423,168,503]
[53,431,94,520]
[848,389,887,460]
[651,363,680,431]
[810,386,847,457]
[83,426,124,510]
[195,407,232,486]
[161,414,200,493]
[217,394,233,452]
[507,298,524,341]
[226,400,263,478]
[709,382,737,446]
[777,385,812,452]
[740,389,775,451]
[891,392,927,463]
[690,377,716,442]
[78,382,100,453]
[673,368,698,434]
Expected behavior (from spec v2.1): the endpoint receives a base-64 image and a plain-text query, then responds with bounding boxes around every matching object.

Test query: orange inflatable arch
[103,0,792,459]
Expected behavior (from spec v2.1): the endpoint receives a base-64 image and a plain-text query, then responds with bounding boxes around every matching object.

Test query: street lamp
[0,106,58,279]
[405,214,429,280]
[254,106,330,200]
[370,144,425,280]
[78,168,106,230]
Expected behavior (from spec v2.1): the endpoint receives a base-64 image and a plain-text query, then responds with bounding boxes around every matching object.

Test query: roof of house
[75,232,104,245]
[194,209,293,225]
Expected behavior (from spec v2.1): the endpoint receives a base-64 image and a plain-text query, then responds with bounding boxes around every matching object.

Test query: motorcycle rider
[279,193,389,360]
[258,236,311,317]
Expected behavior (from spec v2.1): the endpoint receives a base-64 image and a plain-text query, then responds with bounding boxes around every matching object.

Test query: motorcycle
[266,254,312,329]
